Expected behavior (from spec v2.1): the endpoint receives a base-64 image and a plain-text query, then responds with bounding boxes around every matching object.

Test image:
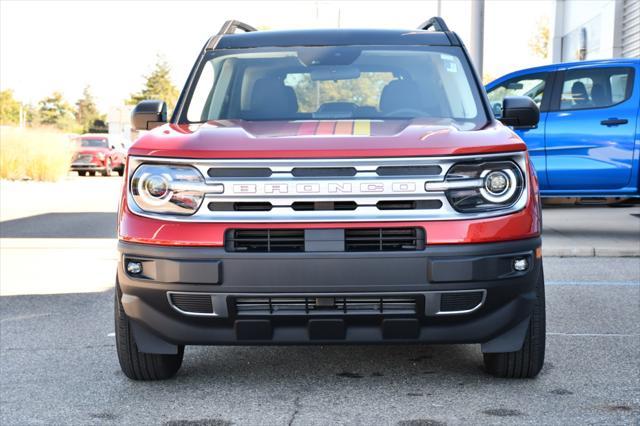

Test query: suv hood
[129,119,525,159]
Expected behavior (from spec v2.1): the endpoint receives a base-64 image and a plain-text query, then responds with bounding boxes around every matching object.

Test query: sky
[0,0,553,112]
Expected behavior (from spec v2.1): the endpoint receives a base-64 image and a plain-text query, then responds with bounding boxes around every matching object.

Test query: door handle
[600,118,628,126]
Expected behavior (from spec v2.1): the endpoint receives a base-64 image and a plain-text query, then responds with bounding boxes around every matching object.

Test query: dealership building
[551,0,639,62]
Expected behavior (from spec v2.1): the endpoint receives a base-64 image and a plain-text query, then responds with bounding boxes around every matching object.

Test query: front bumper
[71,163,105,171]
[117,237,542,352]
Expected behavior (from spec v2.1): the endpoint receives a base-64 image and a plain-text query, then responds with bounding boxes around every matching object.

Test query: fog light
[513,258,528,271]
[126,261,142,275]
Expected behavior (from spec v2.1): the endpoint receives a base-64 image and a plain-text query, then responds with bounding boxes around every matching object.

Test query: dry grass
[0,126,74,181]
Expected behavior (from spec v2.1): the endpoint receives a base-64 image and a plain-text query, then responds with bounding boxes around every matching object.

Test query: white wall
[551,0,619,62]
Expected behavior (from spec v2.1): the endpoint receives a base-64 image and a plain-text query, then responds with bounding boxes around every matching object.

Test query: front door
[545,65,638,191]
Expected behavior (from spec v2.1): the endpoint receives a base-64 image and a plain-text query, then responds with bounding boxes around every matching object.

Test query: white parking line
[546,280,639,286]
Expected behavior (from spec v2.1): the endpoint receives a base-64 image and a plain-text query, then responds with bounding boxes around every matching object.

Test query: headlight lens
[444,161,524,212]
[130,164,205,215]
[96,152,106,160]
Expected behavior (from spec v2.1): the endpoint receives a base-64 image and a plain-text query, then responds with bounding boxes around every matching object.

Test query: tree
[0,90,21,125]
[35,92,79,131]
[75,86,103,133]
[128,58,180,111]
[529,17,550,60]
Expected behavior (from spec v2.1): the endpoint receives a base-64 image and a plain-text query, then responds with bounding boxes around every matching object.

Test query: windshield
[183,45,488,129]
[79,138,108,148]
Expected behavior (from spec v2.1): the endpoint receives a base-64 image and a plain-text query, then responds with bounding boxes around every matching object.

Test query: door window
[487,73,548,117]
[559,67,634,110]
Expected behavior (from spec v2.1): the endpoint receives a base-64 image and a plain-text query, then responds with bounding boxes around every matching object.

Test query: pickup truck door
[544,65,638,191]
[486,71,553,190]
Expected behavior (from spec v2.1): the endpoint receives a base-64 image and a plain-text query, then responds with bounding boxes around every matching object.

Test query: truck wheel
[101,159,112,176]
[78,171,87,177]
[114,284,184,380]
[117,167,124,177]
[88,171,96,176]
[483,266,546,378]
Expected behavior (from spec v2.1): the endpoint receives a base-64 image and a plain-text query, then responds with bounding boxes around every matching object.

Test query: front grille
[235,296,418,316]
[345,228,425,252]
[226,229,305,252]
[169,293,213,314]
[226,227,424,252]
[440,291,484,312]
[73,154,93,163]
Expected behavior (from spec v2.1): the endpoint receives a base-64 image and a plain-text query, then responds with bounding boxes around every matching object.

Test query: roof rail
[205,19,258,50]
[418,17,450,32]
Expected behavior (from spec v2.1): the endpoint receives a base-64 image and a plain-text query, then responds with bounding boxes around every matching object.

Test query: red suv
[71,134,125,176]
[115,18,544,380]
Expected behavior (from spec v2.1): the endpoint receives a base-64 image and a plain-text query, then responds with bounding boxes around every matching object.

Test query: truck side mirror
[132,100,168,131]
[499,96,539,129]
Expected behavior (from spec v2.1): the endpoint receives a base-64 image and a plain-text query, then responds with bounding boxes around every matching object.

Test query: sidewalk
[541,205,640,257]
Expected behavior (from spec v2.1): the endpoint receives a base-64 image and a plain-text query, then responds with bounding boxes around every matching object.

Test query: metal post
[436,0,441,17]
[469,0,485,77]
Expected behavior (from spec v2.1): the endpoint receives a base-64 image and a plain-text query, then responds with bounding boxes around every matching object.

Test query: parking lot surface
[0,175,639,425]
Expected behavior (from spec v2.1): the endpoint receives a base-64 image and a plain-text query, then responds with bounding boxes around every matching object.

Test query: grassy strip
[0,126,74,181]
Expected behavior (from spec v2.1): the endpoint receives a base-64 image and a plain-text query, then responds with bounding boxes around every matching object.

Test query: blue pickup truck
[486,59,640,198]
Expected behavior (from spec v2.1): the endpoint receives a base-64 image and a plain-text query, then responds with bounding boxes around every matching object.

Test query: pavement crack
[287,396,301,426]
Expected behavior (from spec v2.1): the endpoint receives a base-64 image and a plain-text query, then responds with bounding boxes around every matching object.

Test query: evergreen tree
[128,58,179,111]
[75,86,102,133]
[35,92,79,131]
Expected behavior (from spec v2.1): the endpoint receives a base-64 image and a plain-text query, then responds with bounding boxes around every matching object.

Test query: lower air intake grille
[169,293,213,314]
[226,229,305,252]
[440,291,484,313]
[345,228,425,252]
[235,296,417,316]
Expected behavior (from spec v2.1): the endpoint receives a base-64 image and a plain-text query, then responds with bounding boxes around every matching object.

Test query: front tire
[78,171,87,177]
[114,283,184,380]
[483,266,546,378]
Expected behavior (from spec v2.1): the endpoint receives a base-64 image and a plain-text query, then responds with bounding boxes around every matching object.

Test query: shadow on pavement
[0,212,117,238]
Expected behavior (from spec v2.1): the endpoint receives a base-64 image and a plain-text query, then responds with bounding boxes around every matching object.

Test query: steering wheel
[384,108,427,118]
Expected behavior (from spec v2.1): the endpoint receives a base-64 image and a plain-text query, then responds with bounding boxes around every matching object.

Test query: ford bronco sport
[116,18,544,380]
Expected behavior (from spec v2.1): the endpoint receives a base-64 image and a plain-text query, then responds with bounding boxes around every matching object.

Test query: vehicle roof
[487,58,640,86]
[216,28,454,49]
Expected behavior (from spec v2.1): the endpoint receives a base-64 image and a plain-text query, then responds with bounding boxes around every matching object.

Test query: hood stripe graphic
[297,121,318,135]
[315,121,336,135]
[353,120,371,136]
[334,120,354,135]
[295,120,371,137]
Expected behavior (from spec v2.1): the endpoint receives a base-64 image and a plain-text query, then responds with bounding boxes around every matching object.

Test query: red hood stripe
[297,121,317,136]
[315,121,335,135]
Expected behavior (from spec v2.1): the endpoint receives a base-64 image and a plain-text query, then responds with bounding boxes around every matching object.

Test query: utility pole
[469,0,485,77]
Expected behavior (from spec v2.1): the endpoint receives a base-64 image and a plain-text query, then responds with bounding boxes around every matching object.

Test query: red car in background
[71,134,126,176]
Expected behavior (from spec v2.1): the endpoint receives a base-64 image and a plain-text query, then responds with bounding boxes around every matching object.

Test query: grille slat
[235,296,418,316]
[345,228,425,252]
[226,229,305,252]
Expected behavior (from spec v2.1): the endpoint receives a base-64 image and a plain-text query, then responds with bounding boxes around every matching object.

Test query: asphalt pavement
[0,174,639,425]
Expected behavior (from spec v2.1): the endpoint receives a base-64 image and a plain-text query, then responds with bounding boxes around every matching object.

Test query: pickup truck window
[486,73,548,117]
[185,46,487,129]
[559,67,634,110]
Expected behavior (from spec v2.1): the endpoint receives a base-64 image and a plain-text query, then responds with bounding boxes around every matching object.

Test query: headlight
[130,164,206,215]
[96,152,105,160]
[427,160,525,213]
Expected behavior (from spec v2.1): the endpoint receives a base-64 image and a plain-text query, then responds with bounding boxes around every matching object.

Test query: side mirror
[132,100,167,131]
[499,96,539,129]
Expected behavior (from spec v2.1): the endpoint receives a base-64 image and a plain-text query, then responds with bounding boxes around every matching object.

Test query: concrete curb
[543,247,640,257]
